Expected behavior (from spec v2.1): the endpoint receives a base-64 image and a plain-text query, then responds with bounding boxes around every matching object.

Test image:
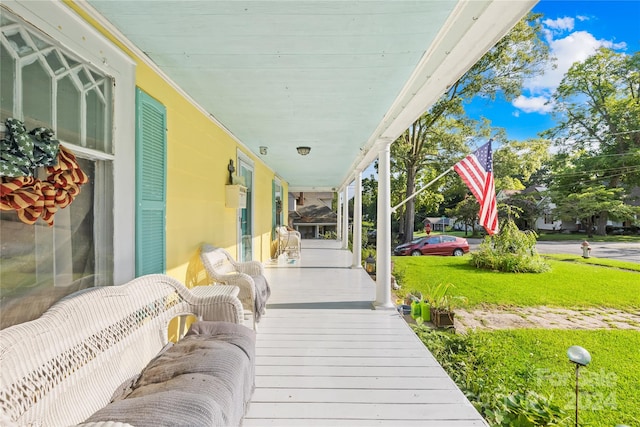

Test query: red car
[393,235,469,257]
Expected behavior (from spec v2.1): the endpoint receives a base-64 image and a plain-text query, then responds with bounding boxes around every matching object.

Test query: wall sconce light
[296,146,311,156]
[259,146,268,155]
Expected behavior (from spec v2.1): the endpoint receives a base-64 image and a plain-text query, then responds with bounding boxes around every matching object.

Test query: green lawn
[399,253,640,425]
[543,254,640,272]
[536,233,640,243]
[415,327,640,426]
[436,329,640,426]
[393,255,640,309]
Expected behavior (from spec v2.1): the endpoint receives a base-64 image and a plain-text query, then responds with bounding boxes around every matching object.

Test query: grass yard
[402,254,640,425]
[416,327,640,426]
[477,329,640,426]
[393,255,640,309]
[536,233,640,243]
[543,254,640,272]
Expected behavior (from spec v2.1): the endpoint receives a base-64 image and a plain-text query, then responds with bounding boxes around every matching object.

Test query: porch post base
[372,301,396,310]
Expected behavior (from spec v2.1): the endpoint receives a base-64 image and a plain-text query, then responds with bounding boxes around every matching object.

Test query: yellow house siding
[253,161,275,262]
[64,1,283,283]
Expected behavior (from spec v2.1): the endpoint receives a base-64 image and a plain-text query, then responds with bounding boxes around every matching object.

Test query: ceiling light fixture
[296,146,311,156]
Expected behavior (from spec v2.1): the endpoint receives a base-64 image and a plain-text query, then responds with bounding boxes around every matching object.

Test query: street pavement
[466,239,640,264]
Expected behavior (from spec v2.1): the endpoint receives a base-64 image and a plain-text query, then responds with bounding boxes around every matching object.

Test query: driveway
[466,239,640,264]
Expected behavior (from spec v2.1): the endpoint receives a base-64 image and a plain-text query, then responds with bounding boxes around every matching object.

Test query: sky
[359,0,639,187]
[466,0,640,142]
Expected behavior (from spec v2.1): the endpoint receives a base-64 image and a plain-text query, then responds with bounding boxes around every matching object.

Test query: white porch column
[352,169,363,268]
[336,190,342,241]
[374,139,394,309]
[341,186,349,249]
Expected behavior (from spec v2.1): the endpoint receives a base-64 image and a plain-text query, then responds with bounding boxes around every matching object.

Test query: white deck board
[244,420,488,427]
[245,240,488,426]
[257,356,437,367]
[256,340,417,349]
[247,402,481,419]
[255,347,429,357]
[256,365,447,377]
[251,388,470,404]
[255,376,460,390]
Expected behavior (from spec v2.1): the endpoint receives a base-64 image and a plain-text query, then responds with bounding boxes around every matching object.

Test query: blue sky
[466,0,640,142]
[360,0,639,184]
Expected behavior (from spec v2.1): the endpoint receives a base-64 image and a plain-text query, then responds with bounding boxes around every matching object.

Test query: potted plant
[426,283,467,329]
[421,282,448,324]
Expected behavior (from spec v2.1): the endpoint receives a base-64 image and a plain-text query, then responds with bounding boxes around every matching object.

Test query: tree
[553,185,637,238]
[361,175,378,223]
[545,48,640,234]
[499,193,546,231]
[445,196,480,237]
[493,138,551,191]
[392,13,550,243]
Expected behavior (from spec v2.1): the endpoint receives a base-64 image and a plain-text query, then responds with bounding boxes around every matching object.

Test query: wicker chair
[276,226,301,259]
[200,244,270,330]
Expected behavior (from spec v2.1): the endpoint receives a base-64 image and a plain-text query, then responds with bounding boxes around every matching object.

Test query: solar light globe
[567,345,591,366]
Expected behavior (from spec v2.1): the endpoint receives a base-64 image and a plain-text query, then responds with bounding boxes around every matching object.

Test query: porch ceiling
[85,1,535,191]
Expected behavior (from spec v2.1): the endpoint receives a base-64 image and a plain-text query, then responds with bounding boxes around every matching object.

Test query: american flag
[453,140,498,235]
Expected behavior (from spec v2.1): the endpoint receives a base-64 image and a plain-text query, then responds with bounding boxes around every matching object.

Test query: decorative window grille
[0,7,114,329]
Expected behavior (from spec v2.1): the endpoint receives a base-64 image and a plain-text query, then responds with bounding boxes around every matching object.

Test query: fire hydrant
[425,223,431,235]
[581,241,591,258]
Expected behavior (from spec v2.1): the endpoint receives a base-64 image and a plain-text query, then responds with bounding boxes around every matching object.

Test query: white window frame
[4,1,137,284]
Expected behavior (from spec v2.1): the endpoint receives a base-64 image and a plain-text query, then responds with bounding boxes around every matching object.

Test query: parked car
[393,235,469,257]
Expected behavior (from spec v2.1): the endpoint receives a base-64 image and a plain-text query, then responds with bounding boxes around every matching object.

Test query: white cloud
[514,17,626,115]
[543,17,575,31]
[512,96,554,114]
[527,30,605,93]
[576,15,589,22]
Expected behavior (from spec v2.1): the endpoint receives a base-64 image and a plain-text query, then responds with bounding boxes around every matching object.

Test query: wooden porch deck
[244,240,488,426]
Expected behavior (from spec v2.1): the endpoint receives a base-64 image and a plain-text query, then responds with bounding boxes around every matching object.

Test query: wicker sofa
[0,274,256,427]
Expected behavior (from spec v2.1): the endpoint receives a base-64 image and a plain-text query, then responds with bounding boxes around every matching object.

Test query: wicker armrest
[234,260,265,277]
[187,286,244,324]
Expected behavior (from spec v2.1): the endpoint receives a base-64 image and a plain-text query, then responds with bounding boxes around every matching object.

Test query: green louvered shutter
[135,88,166,276]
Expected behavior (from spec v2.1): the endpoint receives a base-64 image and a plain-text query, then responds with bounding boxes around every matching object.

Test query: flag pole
[391,166,453,213]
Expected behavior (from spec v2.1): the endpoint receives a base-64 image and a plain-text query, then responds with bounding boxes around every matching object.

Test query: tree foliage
[361,174,378,222]
[445,196,480,236]
[391,13,550,242]
[545,48,640,234]
[493,138,551,191]
[553,185,638,238]
[499,192,547,232]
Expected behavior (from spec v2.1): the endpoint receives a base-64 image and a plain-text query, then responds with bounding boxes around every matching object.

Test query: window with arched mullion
[0,8,114,329]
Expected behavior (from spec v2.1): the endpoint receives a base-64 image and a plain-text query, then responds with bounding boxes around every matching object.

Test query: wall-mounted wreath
[0,118,88,226]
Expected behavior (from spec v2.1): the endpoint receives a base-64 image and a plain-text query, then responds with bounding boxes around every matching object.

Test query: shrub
[322,231,337,240]
[471,219,550,273]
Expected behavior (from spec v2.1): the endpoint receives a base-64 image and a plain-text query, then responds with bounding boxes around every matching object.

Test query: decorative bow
[1,119,88,226]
